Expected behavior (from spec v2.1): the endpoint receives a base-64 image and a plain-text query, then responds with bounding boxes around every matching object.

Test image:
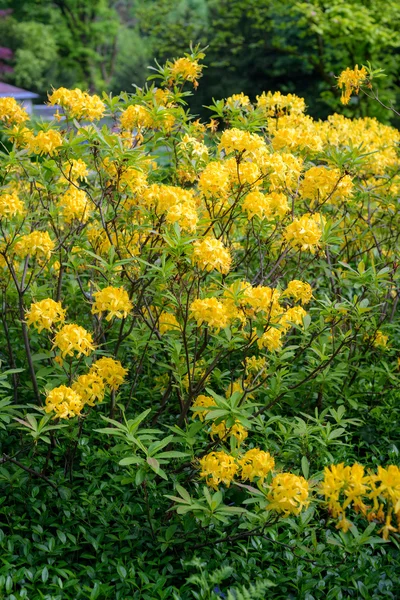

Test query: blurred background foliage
[1,0,400,122]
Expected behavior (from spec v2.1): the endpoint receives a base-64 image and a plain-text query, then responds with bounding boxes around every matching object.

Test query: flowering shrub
[0,50,400,596]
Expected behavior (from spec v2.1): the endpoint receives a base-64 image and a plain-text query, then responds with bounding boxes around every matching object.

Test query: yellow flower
[158,312,180,334]
[242,191,272,220]
[219,128,265,155]
[72,372,105,406]
[244,285,281,317]
[92,286,133,321]
[299,166,353,204]
[0,190,25,219]
[26,129,63,156]
[198,161,230,199]
[279,306,307,330]
[60,159,88,183]
[58,187,91,223]
[45,385,84,419]
[199,451,238,489]
[257,327,283,351]
[373,330,389,348]
[120,104,154,130]
[320,463,370,521]
[284,280,313,305]
[283,213,323,253]
[189,297,231,330]
[169,56,202,86]
[48,87,105,121]
[210,420,248,445]
[0,97,29,126]
[14,231,55,260]
[53,323,95,358]
[337,65,368,105]
[239,449,275,482]
[193,238,231,274]
[192,395,216,421]
[256,91,305,117]
[267,472,309,516]
[90,357,128,390]
[26,298,66,333]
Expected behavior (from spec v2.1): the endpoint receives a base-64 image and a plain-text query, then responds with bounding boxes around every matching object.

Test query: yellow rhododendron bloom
[284,280,313,305]
[92,286,133,321]
[190,297,231,330]
[14,231,55,260]
[0,190,25,219]
[267,473,309,515]
[257,327,283,351]
[199,451,238,489]
[239,449,275,482]
[120,104,154,130]
[26,129,63,156]
[219,128,265,155]
[53,324,95,358]
[0,97,29,125]
[72,372,105,406]
[193,238,231,274]
[90,357,128,390]
[45,385,84,419]
[169,56,202,86]
[58,187,91,223]
[337,65,368,105]
[210,420,248,445]
[26,299,66,333]
[283,213,323,253]
[192,395,216,421]
[48,87,105,121]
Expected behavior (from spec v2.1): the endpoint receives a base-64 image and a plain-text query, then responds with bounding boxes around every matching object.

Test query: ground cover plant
[0,49,399,599]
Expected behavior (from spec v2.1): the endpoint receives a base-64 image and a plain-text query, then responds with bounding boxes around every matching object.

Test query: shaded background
[1,0,400,122]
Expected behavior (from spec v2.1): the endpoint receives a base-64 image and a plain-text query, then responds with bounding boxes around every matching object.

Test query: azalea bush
[0,50,400,598]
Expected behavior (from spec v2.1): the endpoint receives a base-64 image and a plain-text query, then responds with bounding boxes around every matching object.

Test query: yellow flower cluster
[169,56,202,87]
[219,128,265,156]
[53,323,95,358]
[321,463,400,539]
[210,420,248,445]
[26,298,66,333]
[192,395,216,421]
[0,190,25,219]
[14,231,55,260]
[283,213,323,253]
[61,159,89,183]
[193,238,232,274]
[337,65,368,105]
[92,286,133,321]
[46,357,127,418]
[120,105,154,130]
[45,385,84,419]
[199,451,239,489]
[283,280,313,305]
[267,473,310,516]
[58,187,91,224]
[142,184,198,231]
[26,129,63,156]
[256,91,306,116]
[90,356,128,390]
[199,449,308,515]
[0,97,29,126]
[242,190,289,220]
[299,166,354,204]
[189,297,231,330]
[239,449,275,482]
[48,87,105,121]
